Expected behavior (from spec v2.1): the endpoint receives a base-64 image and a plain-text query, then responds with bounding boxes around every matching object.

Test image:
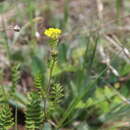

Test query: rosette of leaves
[33,72,46,99]
[25,92,44,129]
[50,83,64,110]
[11,63,21,94]
[0,104,14,130]
[34,72,43,89]
[0,86,6,104]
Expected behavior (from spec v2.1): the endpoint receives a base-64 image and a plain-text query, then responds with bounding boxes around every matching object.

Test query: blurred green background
[0,0,130,129]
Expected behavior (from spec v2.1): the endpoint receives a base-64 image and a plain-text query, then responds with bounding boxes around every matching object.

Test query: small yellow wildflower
[44,28,62,40]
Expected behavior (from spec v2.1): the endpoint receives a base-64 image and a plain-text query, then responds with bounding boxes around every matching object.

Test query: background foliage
[0,0,130,129]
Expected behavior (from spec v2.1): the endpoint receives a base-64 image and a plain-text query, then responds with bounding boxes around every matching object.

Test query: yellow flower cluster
[44,28,62,40]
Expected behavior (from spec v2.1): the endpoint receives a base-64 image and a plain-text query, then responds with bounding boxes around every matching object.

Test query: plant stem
[44,57,56,120]
[48,57,56,93]
[15,104,18,130]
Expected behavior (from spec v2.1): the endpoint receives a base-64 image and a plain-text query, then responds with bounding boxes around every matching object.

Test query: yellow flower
[44,28,62,40]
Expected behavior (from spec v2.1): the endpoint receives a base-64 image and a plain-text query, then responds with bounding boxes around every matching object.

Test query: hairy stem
[44,57,56,120]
